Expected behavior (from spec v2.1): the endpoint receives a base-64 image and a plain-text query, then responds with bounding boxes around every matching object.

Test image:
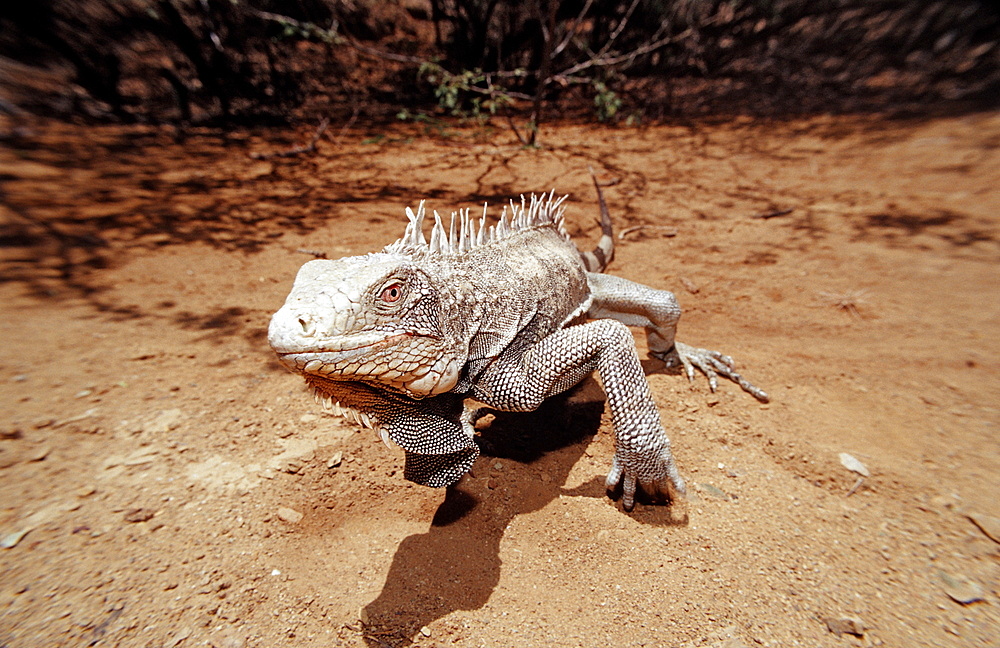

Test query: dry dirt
[1,112,999,648]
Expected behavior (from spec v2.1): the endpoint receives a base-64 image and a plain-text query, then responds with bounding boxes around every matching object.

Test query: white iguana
[268,175,767,510]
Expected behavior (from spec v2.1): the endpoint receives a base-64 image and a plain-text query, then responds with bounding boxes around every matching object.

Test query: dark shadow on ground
[360,377,687,647]
[358,380,603,647]
[5,113,998,326]
[854,208,998,253]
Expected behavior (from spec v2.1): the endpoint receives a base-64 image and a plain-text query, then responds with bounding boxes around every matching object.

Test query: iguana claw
[605,450,687,511]
[667,341,769,403]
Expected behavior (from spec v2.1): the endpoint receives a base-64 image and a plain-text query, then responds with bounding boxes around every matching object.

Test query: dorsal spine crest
[384,192,569,258]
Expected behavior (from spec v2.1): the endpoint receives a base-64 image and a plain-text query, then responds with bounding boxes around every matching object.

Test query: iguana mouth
[276,332,414,367]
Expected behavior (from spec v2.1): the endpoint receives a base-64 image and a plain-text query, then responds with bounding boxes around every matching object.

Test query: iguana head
[268,253,463,397]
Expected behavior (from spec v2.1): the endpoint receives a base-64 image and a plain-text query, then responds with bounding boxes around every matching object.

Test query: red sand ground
[1,112,998,647]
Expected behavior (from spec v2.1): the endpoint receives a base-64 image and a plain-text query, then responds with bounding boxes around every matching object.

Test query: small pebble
[939,571,985,604]
[276,507,303,524]
[124,508,156,523]
[823,615,865,637]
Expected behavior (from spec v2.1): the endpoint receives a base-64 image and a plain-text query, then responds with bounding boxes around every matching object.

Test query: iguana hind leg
[586,272,769,402]
[470,318,685,510]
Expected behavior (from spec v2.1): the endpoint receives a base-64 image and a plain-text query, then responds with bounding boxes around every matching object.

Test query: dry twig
[618,225,678,240]
[752,208,794,219]
[330,107,360,146]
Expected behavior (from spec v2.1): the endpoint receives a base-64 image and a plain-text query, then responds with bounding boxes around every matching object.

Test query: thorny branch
[251,8,425,65]
[551,0,596,58]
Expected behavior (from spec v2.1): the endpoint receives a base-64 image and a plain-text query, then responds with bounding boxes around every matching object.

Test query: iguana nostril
[298,316,313,335]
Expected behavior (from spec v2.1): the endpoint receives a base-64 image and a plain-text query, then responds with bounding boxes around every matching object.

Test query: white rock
[838,452,870,477]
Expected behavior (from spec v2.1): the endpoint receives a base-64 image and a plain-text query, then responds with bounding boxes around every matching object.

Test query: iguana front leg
[586,272,769,402]
[469,319,685,510]
[305,377,478,487]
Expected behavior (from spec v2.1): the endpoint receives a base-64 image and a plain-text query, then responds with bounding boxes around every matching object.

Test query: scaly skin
[269,185,767,510]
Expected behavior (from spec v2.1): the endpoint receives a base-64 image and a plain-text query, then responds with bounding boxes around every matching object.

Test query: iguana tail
[579,168,616,273]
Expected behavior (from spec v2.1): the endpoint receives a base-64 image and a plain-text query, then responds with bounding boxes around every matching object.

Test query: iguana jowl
[268,177,767,510]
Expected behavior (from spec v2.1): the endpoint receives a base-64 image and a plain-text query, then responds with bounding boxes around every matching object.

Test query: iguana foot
[459,405,489,438]
[605,442,687,511]
[660,341,769,403]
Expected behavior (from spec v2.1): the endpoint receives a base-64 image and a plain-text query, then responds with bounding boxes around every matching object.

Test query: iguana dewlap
[269,177,767,510]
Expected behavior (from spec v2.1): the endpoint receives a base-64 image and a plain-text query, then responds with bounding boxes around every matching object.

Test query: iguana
[268,175,767,510]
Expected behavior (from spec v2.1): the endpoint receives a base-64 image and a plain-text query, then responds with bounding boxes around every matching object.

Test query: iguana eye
[381,283,403,303]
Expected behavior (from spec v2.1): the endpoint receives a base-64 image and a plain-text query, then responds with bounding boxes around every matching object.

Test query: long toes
[622,479,637,511]
[705,355,734,375]
[695,362,720,392]
[672,343,768,401]
[709,351,734,368]
[746,382,770,403]
[733,376,768,402]
[680,356,696,382]
[709,358,749,386]
[707,362,768,402]
[605,461,623,493]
